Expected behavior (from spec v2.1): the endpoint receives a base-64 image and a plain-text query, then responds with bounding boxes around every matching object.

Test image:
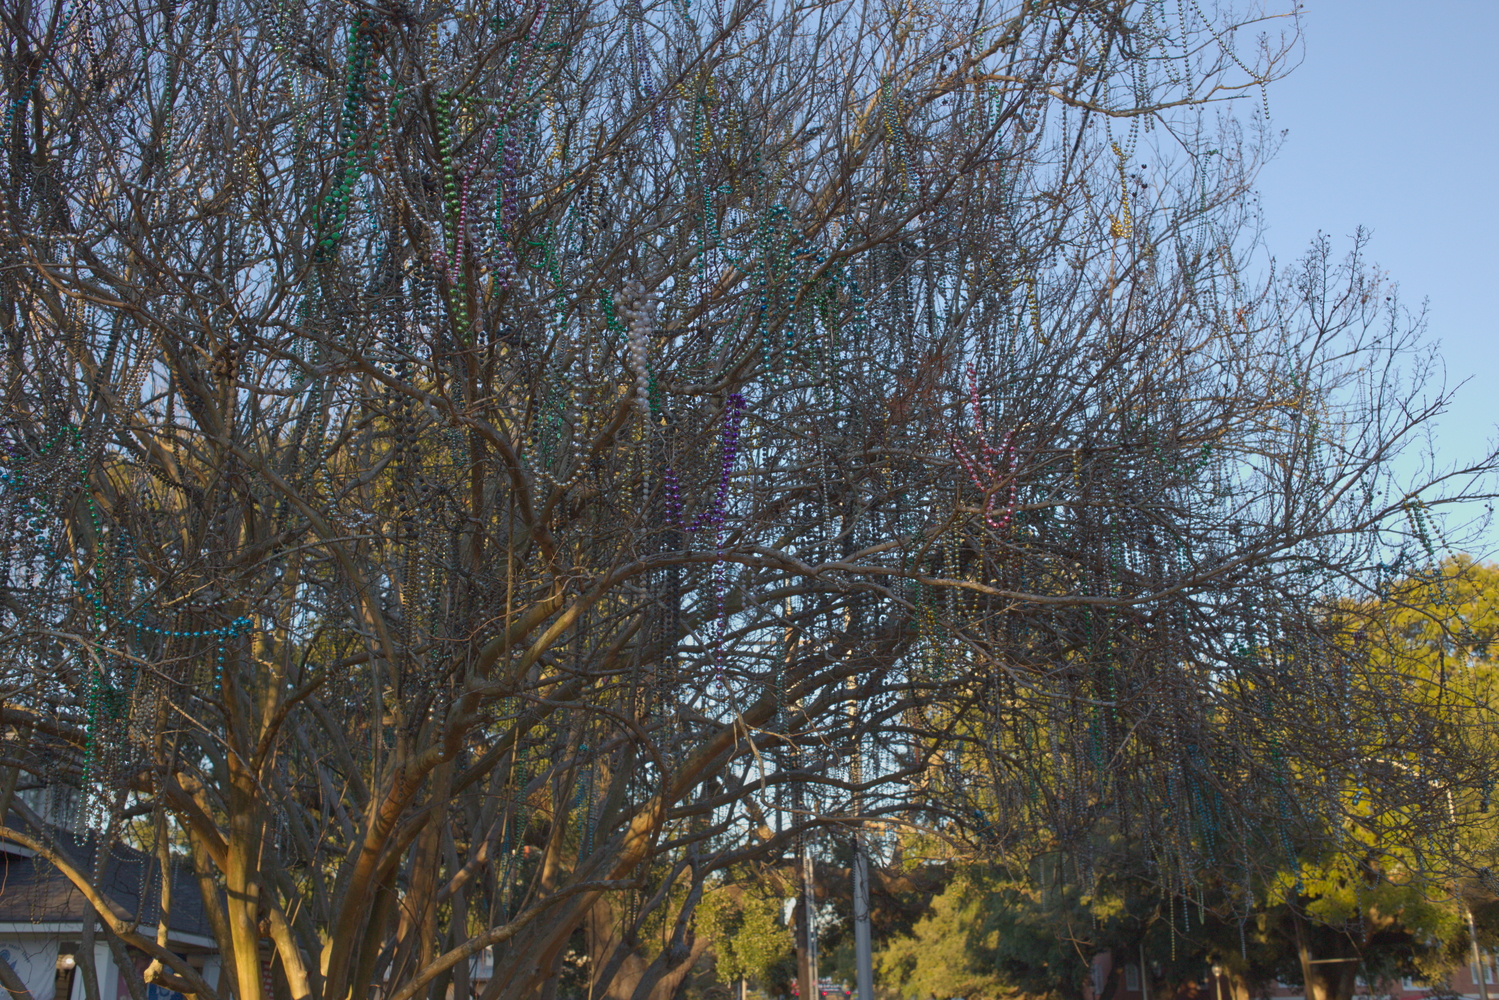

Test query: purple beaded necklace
[661,393,746,688]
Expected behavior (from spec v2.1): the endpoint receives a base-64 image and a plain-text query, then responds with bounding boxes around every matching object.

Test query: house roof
[0,811,217,945]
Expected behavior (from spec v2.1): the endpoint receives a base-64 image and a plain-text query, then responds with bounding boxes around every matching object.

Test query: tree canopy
[0,2,1494,1000]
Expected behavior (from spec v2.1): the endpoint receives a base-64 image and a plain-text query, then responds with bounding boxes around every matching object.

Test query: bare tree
[0,3,1490,1000]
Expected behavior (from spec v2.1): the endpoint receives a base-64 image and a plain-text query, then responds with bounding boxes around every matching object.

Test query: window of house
[1126,966,1141,992]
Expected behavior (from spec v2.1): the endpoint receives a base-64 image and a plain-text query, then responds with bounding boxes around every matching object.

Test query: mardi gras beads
[619,279,655,420]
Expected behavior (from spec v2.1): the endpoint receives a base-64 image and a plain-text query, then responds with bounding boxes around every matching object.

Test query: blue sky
[1251,1,1499,553]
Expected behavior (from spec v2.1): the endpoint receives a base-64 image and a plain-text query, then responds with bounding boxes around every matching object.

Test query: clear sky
[1251,0,1499,554]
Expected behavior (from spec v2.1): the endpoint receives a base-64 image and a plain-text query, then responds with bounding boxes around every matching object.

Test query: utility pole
[848,673,873,1000]
[794,692,815,1000]
[784,598,813,1000]
[852,832,874,1000]
[795,890,812,1000]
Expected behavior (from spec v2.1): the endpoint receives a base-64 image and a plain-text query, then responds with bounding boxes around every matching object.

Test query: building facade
[1,790,222,1000]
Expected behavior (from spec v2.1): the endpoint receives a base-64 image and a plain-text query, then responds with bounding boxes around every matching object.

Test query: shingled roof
[0,811,217,945]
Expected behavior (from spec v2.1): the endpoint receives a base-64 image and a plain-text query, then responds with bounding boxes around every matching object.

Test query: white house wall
[0,937,60,1000]
[200,957,221,994]
[71,943,122,1000]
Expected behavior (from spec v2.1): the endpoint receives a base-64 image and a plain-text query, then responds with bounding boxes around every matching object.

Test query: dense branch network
[0,2,1492,1000]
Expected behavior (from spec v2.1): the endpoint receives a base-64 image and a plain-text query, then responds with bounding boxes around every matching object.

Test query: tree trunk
[225,718,267,1000]
[588,895,655,1000]
[1290,911,1359,1000]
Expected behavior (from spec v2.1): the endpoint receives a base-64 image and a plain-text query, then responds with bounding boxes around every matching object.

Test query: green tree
[870,557,1499,1000]
[699,886,797,995]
